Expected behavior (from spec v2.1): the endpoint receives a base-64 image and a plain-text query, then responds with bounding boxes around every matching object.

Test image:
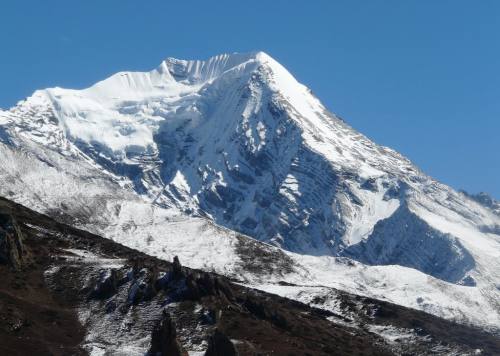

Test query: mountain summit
[0,52,499,330]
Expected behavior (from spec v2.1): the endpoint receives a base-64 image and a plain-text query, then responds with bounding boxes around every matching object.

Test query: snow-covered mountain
[0,52,499,330]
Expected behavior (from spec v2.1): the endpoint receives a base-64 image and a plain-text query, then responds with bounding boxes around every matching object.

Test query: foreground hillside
[0,196,499,355]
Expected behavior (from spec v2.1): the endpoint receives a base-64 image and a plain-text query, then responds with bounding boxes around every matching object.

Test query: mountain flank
[0,196,499,355]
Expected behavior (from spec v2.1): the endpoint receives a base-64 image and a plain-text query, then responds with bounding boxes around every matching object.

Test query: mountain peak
[158,51,276,84]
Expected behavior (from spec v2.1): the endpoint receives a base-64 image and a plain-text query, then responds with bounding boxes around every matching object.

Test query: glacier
[0,51,499,330]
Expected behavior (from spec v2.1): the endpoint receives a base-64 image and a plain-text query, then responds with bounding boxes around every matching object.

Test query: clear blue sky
[1,1,498,198]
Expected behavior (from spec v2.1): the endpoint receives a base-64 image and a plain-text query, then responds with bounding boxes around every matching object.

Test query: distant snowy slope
[0,52,499,330]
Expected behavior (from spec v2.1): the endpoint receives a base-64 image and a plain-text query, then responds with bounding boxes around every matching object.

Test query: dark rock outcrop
[127,265,161,305]
[204,329,238,356]
[172,256,183,279]
[243,295,288,330]
[149,310,187,356]
[0,213,27,269]
[184,272,234,302]
[90,269,119,299]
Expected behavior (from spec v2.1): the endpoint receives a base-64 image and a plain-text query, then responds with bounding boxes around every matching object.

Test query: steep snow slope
[0,52,499,329]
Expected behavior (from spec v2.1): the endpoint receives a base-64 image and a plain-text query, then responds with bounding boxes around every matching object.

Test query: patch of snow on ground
[367,324,420,345]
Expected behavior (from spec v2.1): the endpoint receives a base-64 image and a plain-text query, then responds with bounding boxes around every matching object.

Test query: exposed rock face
[344,204,476,284]
[0,213,26,269]
[204,329,238,356]
[149,311,187,356]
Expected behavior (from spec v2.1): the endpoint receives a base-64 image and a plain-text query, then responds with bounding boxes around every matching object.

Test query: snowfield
[0,51,499,331]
